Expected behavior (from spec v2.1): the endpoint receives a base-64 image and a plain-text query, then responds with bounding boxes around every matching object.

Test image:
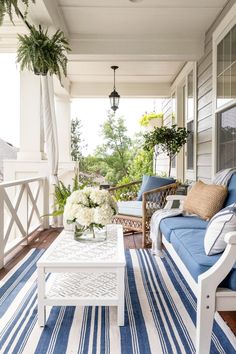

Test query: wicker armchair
[109,180,178,248]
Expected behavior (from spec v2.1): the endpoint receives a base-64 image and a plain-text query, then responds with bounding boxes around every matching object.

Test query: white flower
[64,202,81,222]
[94,205,114,225]
[75,206,94,226]
[67,190,89,206]
[82,187,94,197]
[90,188,107,205]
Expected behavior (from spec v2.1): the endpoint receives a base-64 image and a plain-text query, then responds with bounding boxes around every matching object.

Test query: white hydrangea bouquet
[64,187,118,240]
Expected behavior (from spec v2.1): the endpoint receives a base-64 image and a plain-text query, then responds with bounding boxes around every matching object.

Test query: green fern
[17,25,71,84]
[0,0,35,25]
[51,174,87,217]
[72,173,80,192]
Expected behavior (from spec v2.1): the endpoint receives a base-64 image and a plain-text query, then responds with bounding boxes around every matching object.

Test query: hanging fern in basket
[0,0,35,25]
[17,25,71,84]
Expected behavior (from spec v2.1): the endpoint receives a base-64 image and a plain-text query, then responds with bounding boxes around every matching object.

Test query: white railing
[0,177,49,268]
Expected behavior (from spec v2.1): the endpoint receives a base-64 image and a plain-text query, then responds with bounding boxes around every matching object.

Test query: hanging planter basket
[139,112,164,131]
[33,68,48,76]
[17,25,71,84]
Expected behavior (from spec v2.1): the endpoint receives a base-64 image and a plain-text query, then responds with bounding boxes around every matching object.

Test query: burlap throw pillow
[183,180,228,221]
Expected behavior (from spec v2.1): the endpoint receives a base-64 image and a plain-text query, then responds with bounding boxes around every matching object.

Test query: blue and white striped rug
[0,249,236,354]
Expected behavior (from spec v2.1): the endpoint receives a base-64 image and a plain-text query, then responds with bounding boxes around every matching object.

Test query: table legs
[117,267,125,326]
[38,267,46,327]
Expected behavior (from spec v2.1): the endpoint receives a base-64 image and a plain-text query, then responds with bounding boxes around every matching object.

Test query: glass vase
[74,224,107,242]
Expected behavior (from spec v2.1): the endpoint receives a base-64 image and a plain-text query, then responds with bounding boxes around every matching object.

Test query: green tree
[143,124,189,177]
[80,155,108,176]
[128,149,153,180]
[71,117,83,161]
[95,111,132,184]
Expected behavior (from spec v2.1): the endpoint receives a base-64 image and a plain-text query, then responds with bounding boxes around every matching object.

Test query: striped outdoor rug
[0,249,236,354]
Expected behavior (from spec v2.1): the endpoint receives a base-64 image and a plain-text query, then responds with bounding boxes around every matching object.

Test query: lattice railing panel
[0,177,49,268]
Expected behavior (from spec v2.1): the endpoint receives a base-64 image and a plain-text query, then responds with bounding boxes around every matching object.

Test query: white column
[17,71,45,161]
[55,96,72,163]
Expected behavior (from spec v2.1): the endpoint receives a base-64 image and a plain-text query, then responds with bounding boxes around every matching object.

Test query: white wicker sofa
[160,187,236,354]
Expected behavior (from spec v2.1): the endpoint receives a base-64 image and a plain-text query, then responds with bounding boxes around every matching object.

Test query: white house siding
[196,0,236,183]
[156,0,236,181]
[155,98,172,176]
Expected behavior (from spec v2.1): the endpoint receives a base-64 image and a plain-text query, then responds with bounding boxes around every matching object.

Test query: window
[214,10,236,173]
[171,92,176,168]
[170,61,196,181]
[217,105,236,170]
[187,121,194,169]
[187,71,194,120]
[217,24,236,108]
[186,71,194,171]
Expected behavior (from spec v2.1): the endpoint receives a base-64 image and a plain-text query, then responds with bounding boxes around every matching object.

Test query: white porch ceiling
[0,0,228,97]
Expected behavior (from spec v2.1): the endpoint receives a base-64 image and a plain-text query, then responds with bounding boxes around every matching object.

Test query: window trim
[171,62,197,182]
[212,2,236,175]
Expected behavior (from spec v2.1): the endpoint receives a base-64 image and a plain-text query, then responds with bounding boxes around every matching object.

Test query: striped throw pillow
[204,203,236,255]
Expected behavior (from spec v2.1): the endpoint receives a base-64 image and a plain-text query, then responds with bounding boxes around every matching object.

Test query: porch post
[17,71,45,161]
[55,96,72,163]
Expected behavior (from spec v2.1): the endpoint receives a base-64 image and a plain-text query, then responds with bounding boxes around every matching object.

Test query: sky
[0,54,162,152]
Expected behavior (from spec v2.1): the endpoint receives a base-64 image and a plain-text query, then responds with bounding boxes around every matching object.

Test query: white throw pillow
[204,203,236,255]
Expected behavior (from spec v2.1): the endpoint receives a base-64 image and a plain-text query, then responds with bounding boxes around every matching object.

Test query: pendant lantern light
[109,66,120,112]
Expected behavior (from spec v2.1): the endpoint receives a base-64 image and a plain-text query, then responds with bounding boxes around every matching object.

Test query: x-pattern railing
[0,177,49,268]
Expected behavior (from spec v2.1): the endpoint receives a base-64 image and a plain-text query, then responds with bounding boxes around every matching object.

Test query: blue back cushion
[137,175,175,201]
[224,173,236,207]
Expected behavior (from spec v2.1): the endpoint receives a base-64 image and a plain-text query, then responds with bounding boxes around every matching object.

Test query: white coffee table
[37,224,126,326]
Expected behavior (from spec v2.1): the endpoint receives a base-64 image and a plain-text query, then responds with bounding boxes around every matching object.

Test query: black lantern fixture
[109,66,120,112]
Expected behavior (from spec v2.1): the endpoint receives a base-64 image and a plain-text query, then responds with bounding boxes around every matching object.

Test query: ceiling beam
[42,0,69,36]
[70,37,204,61]
[71,82,171,98]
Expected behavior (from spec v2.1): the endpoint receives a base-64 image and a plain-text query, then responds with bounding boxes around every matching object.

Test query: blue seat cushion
[160,216,208,242]
[137,175,175,201]
[166,228,236,290]
[117,201,142,217]
[224,173,236,207]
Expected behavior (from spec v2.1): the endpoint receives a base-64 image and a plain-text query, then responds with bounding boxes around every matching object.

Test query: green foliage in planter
[143,124,189,177]
[0,0,35,25]
[139,112,163,127]
[17,25,71,83]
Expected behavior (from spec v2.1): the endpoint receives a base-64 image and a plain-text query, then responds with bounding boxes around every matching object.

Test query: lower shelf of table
[43,272,119,304]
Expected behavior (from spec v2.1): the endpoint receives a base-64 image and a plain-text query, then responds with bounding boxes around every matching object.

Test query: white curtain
[40,75,59,185]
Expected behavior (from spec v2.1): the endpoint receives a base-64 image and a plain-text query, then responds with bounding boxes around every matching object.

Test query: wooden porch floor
[0,228,235,336]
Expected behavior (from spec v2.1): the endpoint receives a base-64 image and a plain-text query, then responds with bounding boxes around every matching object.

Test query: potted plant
[143,124,189,177]
[0,0,34,25]
[139,112,163,129]
[17,24,70,83]
[64,187,118,241]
